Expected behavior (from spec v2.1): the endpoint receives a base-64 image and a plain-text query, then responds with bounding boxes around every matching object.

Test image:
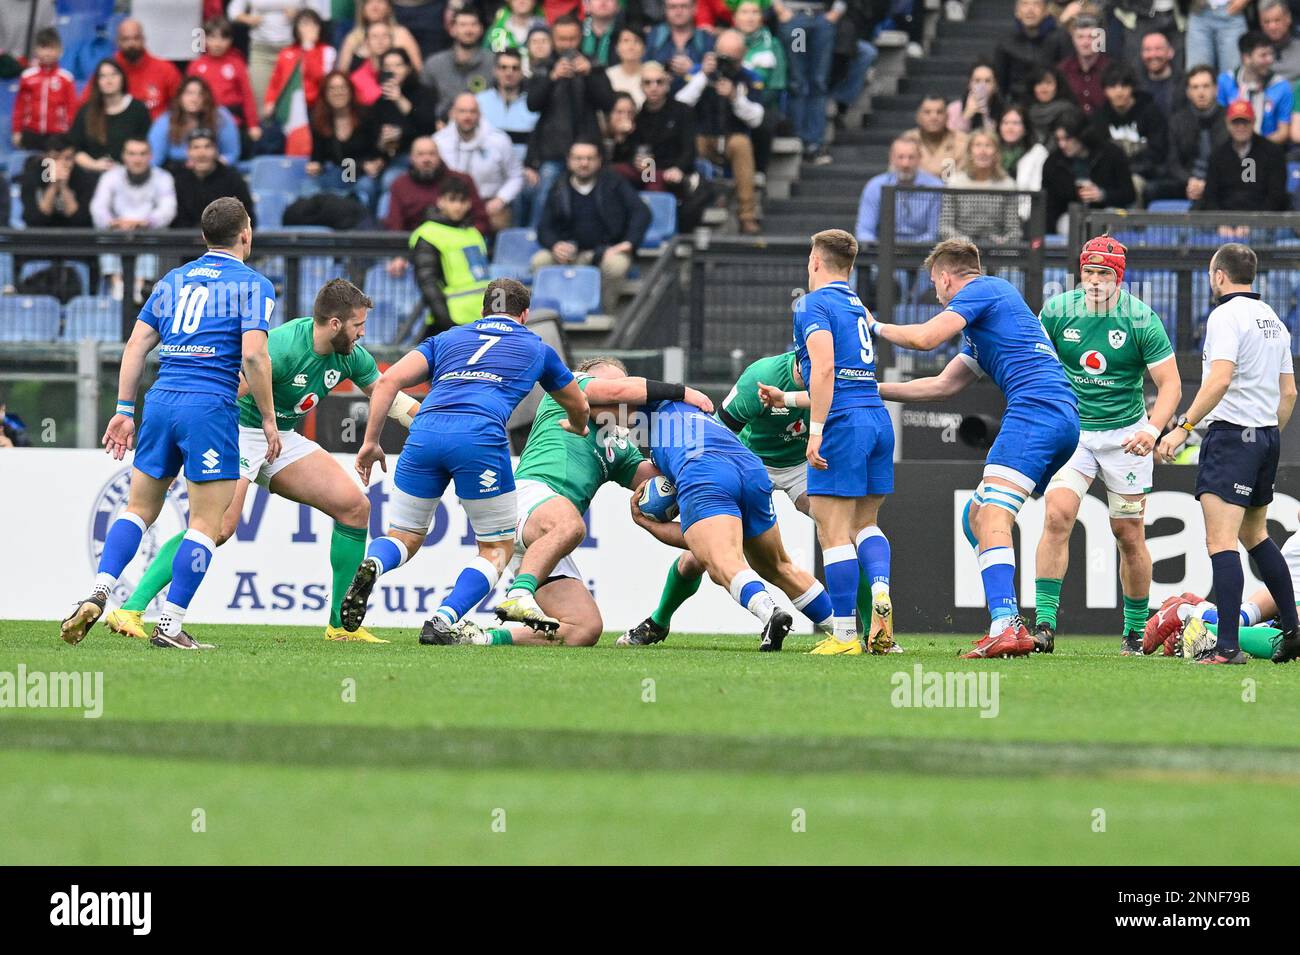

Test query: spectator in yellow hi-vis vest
[410,177,491,334]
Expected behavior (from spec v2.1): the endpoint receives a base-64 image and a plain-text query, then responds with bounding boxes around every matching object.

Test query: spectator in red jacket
[187,17,261,143]
[98,19,182,120]
[696,0,732,28]
[12,28,77,150]
[1057,13,1110,117]
[263,9,338,124]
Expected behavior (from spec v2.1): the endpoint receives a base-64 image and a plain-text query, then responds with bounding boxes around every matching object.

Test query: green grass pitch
[2,619,1299,865]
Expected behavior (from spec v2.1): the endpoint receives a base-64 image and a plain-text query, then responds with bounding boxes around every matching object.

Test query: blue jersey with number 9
[792,280,881,412]
[138,250,275,400]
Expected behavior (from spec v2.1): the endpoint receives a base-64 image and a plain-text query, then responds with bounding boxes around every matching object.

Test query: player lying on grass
[1033,235,1181,655]
[62,198,279,651]
[104,280,415,645]
[340,278,590,645]
[871,238,1081,659]
[444,356,714,646]
[1146,518,1300,656]
[622,399,836,651]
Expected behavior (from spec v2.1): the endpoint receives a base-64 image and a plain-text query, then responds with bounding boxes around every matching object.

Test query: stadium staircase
[763,0,1011,235]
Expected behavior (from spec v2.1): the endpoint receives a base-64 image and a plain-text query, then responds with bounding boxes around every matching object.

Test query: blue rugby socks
[158,529,215,637]
[93,512,148,596]
[978,545,1019,634]
[435,556,500,624]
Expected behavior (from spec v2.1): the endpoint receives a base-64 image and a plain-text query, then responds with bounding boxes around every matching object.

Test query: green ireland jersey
[1039,289,1173,431]
[236,317,381,430]
[720,352,809,468]
[514,373,645,515]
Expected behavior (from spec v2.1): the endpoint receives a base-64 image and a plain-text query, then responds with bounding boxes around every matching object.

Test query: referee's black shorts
[1195,422,1281,508]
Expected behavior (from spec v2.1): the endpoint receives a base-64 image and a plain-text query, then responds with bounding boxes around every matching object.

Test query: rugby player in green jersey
[103,280,421,644]
[1033,236,1182,653]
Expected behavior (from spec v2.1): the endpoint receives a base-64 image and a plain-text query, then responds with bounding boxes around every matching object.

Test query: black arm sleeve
[716,404,745,433]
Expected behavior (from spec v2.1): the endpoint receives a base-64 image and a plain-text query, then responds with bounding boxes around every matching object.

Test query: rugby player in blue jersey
[872,239,1081,659]
[340,278,591,644]
[787,229,897,656]
[626,399,833,650]
[61,197,279,650]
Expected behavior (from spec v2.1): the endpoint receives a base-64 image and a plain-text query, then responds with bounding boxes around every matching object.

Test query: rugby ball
[638,476,680,523]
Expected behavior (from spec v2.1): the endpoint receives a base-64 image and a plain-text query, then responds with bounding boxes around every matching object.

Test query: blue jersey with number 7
[792,280,882,411]
[138,250,275,400]
[412,316,574,431]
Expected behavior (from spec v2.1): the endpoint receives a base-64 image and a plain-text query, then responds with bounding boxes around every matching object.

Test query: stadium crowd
[0,0,939,323]
[855,0,1300,247]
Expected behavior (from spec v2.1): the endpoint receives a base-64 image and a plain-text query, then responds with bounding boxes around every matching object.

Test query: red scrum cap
[1079,233,1127,284]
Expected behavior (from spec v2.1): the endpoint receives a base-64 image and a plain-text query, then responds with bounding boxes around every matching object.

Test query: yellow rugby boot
[325,624,390,644]
[104,608,148,640]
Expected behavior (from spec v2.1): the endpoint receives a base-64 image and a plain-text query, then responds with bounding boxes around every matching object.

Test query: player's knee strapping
[729,569,775,623]
[462,492,518,543]
[1046,468,1090,501]
[960,496,979,550]
[792,581,833,631]
[977,481,1028,518]
[1107,492,1145,520]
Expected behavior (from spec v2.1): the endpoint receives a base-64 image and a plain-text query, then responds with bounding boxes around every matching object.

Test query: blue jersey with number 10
[138,250,275,400]
[412,316,574,431]
[793,280,882,412]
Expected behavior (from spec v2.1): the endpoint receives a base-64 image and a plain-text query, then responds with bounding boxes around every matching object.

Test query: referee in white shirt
[1157,243,1299,664]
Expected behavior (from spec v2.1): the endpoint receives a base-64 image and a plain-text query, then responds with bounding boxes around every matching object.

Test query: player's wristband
[784,390,807,409]
[115,400,134,419]
[1140,423,1161,440]
[644,380,686,403]
[809,421,824,436]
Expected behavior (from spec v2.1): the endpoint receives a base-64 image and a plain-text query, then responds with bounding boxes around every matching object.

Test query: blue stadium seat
[532,265,601,323]
[62,295,120,341]
[19,259,91,297]
[1148,199,1192,213]
[363,262,421,315]
[297,257,348,314]
[6,151,32,180]
[0,253,11,290]
[252,190,294,229]
[8,180,21,228]
[640,192,677,248]
[0,295,62,341]
[488,227,540,283]
[365,299,403,344]
[57,0,115,18]
[249,156,310,195]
